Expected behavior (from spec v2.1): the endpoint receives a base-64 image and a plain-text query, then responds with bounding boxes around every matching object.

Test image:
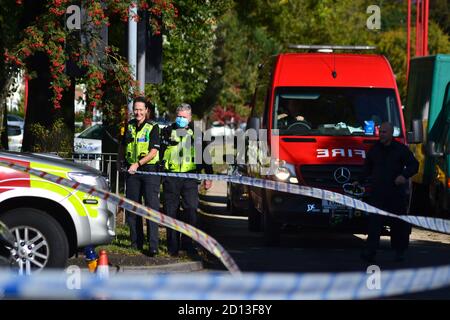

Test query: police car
[0,152,116,274]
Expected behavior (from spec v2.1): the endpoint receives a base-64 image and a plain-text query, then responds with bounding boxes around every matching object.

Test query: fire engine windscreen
[273,87,401,136]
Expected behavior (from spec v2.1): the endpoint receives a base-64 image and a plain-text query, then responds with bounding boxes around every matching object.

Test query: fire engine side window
[431,83,450,153]
[404,64,433,131]
[251,58,275,128]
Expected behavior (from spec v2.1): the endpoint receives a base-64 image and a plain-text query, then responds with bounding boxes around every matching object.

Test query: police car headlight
[68,172,109,190]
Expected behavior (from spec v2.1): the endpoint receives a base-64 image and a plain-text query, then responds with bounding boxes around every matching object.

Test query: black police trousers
[125,172,161,251]
[163,176,199,255]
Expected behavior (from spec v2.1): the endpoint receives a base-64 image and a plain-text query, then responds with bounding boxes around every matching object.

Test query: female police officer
[118,97,161,256]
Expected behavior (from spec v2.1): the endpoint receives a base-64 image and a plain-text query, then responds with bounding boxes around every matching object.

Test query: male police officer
[161,103,212,257]
[119,97,161,256]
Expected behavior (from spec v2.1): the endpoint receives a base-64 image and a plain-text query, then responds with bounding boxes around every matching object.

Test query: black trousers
[125,172,161,251]
[163,176,199,254]
[366,198,411,254]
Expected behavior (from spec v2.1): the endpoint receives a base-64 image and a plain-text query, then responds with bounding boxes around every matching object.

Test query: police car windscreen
[273,87,401,136]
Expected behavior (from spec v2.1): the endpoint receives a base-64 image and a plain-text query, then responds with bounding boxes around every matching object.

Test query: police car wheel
[0,208,69,274]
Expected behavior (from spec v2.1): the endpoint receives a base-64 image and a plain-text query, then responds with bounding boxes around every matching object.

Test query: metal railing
[69,153,124,194]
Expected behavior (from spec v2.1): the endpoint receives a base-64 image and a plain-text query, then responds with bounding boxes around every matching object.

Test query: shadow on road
[197,193,450,274]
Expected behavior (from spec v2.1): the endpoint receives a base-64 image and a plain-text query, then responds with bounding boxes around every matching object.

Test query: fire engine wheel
[433,184,449,219]
[0,208,69,274]
[262,210,280,246]
[247,205,261,232]
[226,183,237,215]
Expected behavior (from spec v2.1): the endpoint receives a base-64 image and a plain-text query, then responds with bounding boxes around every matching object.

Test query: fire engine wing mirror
[426,141,444,157]
[407,119,423,144]
[248,117,261,131]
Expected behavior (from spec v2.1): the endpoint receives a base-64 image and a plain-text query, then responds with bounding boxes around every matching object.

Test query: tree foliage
[1,0,220,151]
[197,8,278,121]
[203,0,449,122]
[146,0,232,114]
[6,0,179,111]
[211,105,243,126]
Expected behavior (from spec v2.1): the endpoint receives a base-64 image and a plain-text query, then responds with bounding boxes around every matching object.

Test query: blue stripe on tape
[353,273,368,300]
[245,273,264,300]
[428,267,439,291]
[199,273,220,300]
[404,269,417,294]
[321,273,337,300]
[428,217,436,232]
[419,216,430,231]
[410,215,420,228]
[380,269,395,297]
[286,275,302,300]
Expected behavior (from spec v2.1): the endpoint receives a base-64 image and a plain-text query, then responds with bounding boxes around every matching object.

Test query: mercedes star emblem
[333,167,351,184]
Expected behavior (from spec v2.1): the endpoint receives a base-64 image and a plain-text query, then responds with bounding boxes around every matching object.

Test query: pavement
[67,253,204,275]
[77,262,204,275]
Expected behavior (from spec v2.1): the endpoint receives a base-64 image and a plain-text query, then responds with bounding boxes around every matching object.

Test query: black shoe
[146,249,158,257]
[360,250,376,263]
[169,251,179,257]
[187,249,201,260]
[131,244,143,251]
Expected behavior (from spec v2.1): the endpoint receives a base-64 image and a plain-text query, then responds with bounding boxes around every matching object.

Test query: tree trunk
[22,52,75,154]
[22,52,53,152]
[59,79,75,154]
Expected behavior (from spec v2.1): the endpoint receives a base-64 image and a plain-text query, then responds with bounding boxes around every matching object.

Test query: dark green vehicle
[405,54,450,218]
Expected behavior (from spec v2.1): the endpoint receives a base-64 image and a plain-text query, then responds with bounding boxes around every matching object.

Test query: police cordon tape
[0,265,450,299]
[0,159,240,275]
[130,170,450,235]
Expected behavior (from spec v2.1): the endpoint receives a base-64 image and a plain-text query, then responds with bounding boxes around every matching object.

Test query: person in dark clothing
[160,103,213,257]
[118,97,161,256]
[356,122,419,263]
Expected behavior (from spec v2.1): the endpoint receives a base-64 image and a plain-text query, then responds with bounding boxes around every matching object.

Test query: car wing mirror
[426,141,444,157]
[407,119,423,144]
[247,117,261,131]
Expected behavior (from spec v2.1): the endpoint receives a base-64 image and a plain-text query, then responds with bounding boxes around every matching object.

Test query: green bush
[29,118,72,157]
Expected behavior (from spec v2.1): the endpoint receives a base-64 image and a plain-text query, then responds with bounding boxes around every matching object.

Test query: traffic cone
[96,249,109,279]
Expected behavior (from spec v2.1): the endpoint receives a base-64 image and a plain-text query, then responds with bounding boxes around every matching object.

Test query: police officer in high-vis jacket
[161,103,212,257]
[118,97,161,256]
